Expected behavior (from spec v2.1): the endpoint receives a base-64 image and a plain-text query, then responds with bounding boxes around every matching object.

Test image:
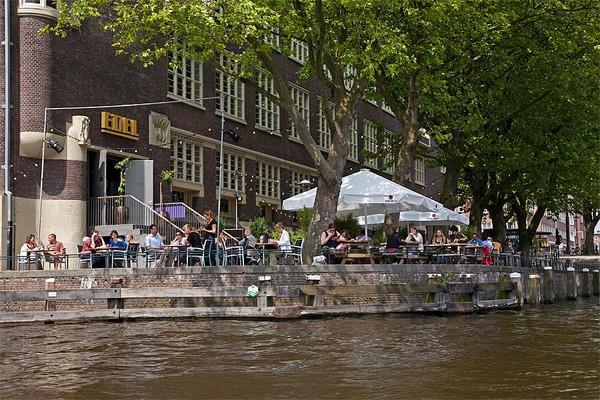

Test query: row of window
[171,134,426,204]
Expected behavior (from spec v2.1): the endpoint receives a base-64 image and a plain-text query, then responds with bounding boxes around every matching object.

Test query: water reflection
[0,299,597,399]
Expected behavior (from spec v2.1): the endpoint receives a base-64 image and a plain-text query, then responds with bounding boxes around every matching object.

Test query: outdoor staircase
[90,197,209,241]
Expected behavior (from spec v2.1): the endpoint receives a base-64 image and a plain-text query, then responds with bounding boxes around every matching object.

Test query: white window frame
[216,53,245,121]
[317,98,333,150]
[171,135,203,185]
[289,83,310,141]
[168,50,203,107]
[383,130,395,174]
[363,120,379,168]
[413,157,425,186]
[18,0,58,18]
[257,160,281,199]
[290,39,309,64]
[348,116,359,161]
[255,72,280,134]
[216,151,245,193]
[290,171,315,196]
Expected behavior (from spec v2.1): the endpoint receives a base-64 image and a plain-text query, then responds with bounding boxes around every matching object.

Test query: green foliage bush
[334,214,362,238]
[248,217,269,238]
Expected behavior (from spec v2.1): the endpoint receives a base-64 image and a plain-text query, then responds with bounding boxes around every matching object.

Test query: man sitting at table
[144,224,164,267]
[44,233,65,270]
[447,225,468,243]
[82,230,107,268]
[405,225,424,253]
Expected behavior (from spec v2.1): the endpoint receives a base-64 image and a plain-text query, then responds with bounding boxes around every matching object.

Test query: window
[18,0,58,18]
[349,116,359,161]
[317,98,333,150]
[216,53,245,120]
[257,161,280,199]
[168,50,203,106]
[289,84,310,140]
[22,0,56,7]
[290,39,309,64]
[255,72,280,134]
[419,132,432,147]
[413,157,425,186]
[383,130,395,174]
[290,171,315,196]
[170,135,202,184]
[363,120,379,168]
[216,151,245,193]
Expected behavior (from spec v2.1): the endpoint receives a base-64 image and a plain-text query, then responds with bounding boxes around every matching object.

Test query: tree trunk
[439,156,462,208]
[582,206,600,255]
[392,73,419,184]
[488,199,507,243]
[302,178,342,264]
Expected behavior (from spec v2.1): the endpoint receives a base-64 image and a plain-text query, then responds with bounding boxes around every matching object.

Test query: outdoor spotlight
[45,139,64,154]
[225,129,240,142]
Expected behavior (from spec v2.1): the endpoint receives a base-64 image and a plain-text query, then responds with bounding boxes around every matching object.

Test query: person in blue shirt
[144,224,164,267]
[108,230,127,249]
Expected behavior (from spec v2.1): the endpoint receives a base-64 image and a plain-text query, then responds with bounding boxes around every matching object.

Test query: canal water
[0,299,597,399]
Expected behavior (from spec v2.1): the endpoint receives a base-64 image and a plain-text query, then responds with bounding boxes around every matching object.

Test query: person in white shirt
[405,225,424,252]
[270,222,291,252]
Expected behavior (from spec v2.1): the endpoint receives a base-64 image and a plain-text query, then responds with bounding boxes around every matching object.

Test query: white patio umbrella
[356,209,468,227]
[282,169,443,237]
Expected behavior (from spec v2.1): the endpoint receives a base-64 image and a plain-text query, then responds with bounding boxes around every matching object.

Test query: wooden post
[593,270,600,296]
[527,274,541,304]
[581,268,590,298]
[510,272,523,307]
[45,278,56,311]
[566,267,576,300]
[543,266,554,304]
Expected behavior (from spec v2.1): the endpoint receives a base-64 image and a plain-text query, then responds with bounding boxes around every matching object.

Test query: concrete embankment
[0,264,597,323]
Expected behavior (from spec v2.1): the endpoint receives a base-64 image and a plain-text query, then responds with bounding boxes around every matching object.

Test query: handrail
[90,195,182,241]
[156,202,208,228]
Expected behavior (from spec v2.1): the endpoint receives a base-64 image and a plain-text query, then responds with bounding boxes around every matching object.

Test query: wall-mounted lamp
[44,139,64,154]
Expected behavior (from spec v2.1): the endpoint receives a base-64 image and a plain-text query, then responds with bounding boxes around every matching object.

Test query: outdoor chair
[125,242,140,268]
[44,248,67,270]
[76,245,92,269]
[223,245,245,267]
[187,245,206,266]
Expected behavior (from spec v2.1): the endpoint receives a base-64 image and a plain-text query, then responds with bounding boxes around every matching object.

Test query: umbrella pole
[364,204,368,240]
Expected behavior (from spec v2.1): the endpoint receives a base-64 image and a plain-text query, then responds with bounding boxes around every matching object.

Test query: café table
[255,242,279,265]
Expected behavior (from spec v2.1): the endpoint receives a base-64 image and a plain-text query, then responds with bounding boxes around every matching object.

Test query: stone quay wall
[0,264,597,323]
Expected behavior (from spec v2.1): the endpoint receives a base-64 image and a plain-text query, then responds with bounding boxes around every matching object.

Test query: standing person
[200,210,218,265]
[19,234,42,270]
[431,229,448,245]
[44,233,65,270]
[144,224,164,267]
[405,225,424,253]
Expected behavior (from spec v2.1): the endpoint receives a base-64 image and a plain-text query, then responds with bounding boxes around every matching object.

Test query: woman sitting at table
[320,223,341,257]
[431,229,448,245]
[405,225,424,253]
[19,233,43,270]
[156,230,187,267]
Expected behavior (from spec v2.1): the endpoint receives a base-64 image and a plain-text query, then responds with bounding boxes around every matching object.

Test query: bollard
[45,278,57,311]
[581,269,590,298]
[527,274,541,304]
[593,270,600,296]
[510,272,523,307]
[543,266,554,303]
[566,267,577,300]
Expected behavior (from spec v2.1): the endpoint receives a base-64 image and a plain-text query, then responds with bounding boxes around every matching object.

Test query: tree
[51,0,398,262]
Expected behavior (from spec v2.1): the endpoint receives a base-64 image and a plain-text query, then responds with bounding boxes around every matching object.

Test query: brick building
[0,1,444,261]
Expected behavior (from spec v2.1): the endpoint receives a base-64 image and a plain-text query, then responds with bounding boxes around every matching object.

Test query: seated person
[405,225,424,253]
[336,230,350,250]
[108,230,127,250]
[320,223,341,248]
[82,230,107,268]
[385,226,401,251]
[447,225,468,243]
[467,233,485,246]
[156,230,187,267]
[239,227,259,264]
[19,233,42,270]
[144,224,164,267]
[44,233,65,270]
[183,224,203,248]
[431,229,448,245]
[270,222,291,251]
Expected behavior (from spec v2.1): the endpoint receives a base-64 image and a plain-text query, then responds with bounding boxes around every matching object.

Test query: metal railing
[155,202,208,229]
[89,195,182,241]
